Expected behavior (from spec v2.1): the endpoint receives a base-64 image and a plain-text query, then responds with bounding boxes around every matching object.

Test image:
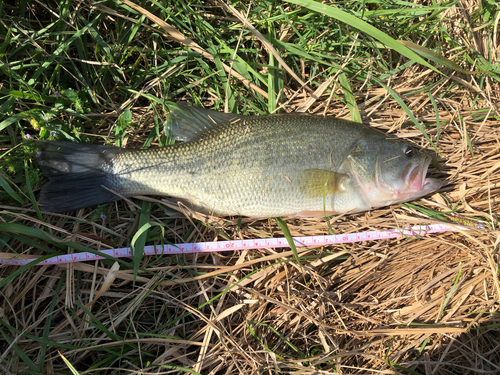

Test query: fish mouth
[404,157,441,193]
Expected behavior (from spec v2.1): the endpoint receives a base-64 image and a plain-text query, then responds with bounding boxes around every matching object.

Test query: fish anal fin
[165,102,245,142]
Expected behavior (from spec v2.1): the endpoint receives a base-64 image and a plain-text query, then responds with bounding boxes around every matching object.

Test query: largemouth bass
[37,104,441,217]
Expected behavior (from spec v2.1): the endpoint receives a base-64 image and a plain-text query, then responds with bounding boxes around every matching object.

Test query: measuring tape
[1,223,462,266]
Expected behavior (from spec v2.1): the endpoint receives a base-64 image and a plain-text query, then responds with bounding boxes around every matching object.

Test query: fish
[37,103,441,217]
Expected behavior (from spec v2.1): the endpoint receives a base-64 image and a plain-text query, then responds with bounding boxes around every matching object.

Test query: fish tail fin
[37,141,121,213]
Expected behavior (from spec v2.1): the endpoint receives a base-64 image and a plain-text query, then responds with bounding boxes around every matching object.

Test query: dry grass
[1,0,500,374]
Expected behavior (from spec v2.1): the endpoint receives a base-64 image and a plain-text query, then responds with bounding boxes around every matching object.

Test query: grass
[1,0,500,373]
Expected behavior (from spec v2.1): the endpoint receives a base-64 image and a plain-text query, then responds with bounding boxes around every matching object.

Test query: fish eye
[403,145,414,158]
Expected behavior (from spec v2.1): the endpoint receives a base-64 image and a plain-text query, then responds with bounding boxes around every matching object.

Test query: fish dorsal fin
[297,169,348,199]
[164,103,245,142]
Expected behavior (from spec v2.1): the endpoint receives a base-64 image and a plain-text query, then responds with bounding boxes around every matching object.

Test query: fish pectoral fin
[297,169,348,199]
[165,102,245,142]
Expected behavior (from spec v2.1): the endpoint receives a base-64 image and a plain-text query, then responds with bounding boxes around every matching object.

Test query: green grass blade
[0,113,28,132]
[0,171,26,204]
[0,327,39,372]
[158,365,202,375]
[362,4,451,17]
[246,321,285,360]
[29,17,100,84]
[24,159,43,221]
[249,321,306,358]
[377,80,440,157]
[426,91,441,145]
[399,40,479,74]
[436,264,462,322]
[275,217,302,271]
[131,201,152,283]
[286,0,441,74]
[338,71,361,122]
[39,274,65,371]
[0,319,79,350]
[0,24,12,57]
[59,352,81,375]
[75,302,122,341]
[384,357,423,375]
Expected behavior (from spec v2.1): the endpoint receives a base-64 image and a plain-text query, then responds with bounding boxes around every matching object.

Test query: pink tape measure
[0,223,465,267]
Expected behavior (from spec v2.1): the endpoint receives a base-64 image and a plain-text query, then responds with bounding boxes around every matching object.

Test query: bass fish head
[346,136,442,208]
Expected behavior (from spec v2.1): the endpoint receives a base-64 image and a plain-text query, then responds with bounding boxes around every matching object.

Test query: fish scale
[37,105,441,216]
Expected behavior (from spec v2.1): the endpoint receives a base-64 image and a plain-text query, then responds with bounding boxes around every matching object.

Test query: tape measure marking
[0,224,461,266]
